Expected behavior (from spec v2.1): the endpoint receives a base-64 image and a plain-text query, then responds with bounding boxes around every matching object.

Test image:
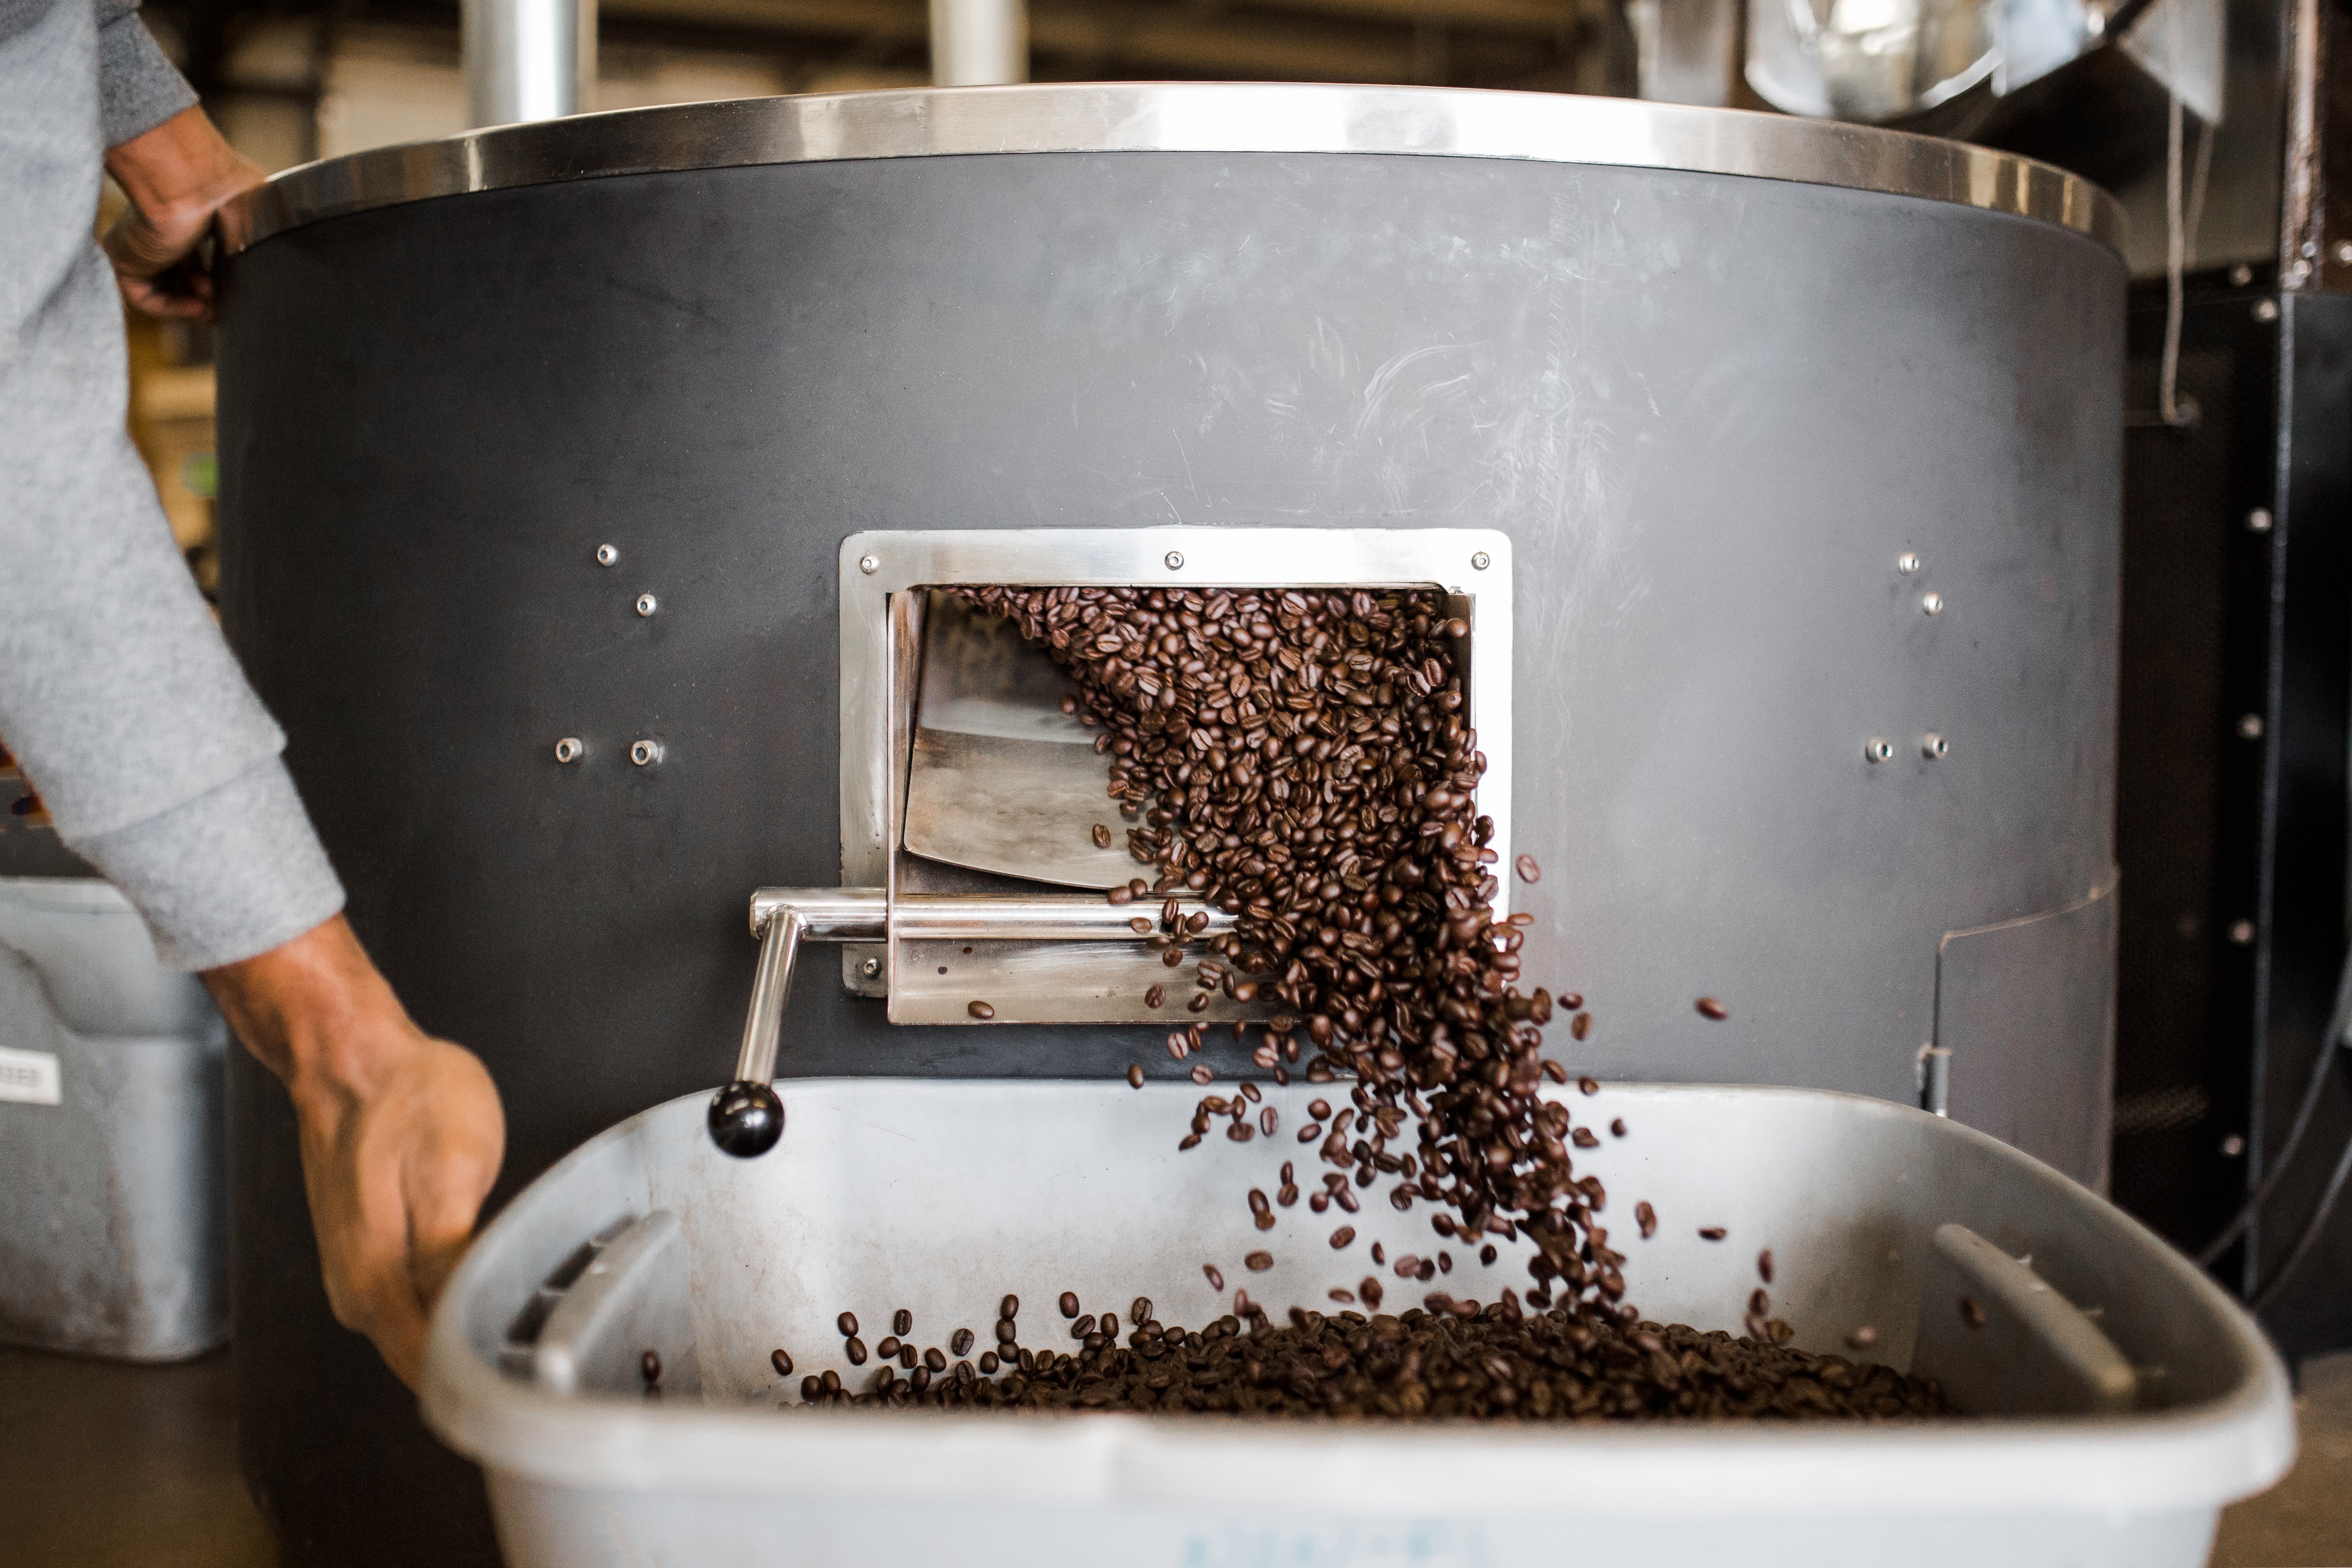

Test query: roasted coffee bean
[1571,1128,1599,1149]
[1191,1064,1214,1086]
[1060,1291,1081,1318]
[894,1309,913,1336]
[1515,854,1541,883]
[1260,1107,1279,1136]
[877,1336,901,1358]
[968,1000,996,1020]
[1130,917,1154,933]
[1634,1202,1657,1239]
[979,1351,1000,1374]
[1960,1296,1988,1329]
[1758,1250,1774,1284]
[1203,1264,1225,1290]
[922,1347,947,1373]
[1360,1277,1385,1309]
[1245,1251,1274,1272]
[1371,1242,1386,1265]
[1696,997,1729,1021]
[1145,985,1166,1009]
[1479,1244,1499,1265]
[641,1350,661,1384]
[1278,1184,1299,1206]
[1330,1225,1357,1249]
[1131,1297,1153,1326]
[951,1327,975,1356]
[799,1374,820,1400]
[1164,949,1185,969]
[1001,1293,1020,1319]
[1128,1062,1147,1088]
[899,1344,918,1369]
[1579,1076,1601,1095]
[1187,992,1210,1012]
[1571,1012,1592,1041]
[1698,1227,1727,1241]
[1308,1098,1332,1121]
[1107,885,1134,905]
[1071,1315,1095,1339]
[995,1318,1017,1345]
[845,1337,868,1365]
[838,1312,859,1337]
[771,1348,794,1377]
[1093,823,1113,848]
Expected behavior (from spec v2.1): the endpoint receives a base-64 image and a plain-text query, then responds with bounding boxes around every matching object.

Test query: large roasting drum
[217,83,2122,1566]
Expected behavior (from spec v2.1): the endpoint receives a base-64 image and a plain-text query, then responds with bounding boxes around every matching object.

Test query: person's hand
[203,916,506,1388]
[100,105,268,322]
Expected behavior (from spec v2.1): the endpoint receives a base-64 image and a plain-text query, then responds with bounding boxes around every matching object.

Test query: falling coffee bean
[1758,1249,1774,1284]
[1059,1291,1081,1318]
[1000,1294,1020,1319]
[1515,854,1541,883]
[1203,1263,1225,1290]
[1093,823,1112,848]
[1578,1076,1600,1096]
[1330,1226,1356,1248]
[967,999,996,1020]
[1611,1118,1627,1137]
[1131,1297,1152,1325]
[1960,1296,1988,1329]
[1146,984,1166,1008]
[1634,1202,1657,1239]
[1698,1227,1727,1241]
[951,1327,975,1356]
[1696,997,1729,1021]
[1128,1062,1146,1088]
[641,1350,661,1384]
[1245,1252,1273,1272]
[1360,1277,1385,1309]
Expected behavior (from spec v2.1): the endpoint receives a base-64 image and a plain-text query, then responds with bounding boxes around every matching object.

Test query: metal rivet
[2228,918,2256,945]
[1165,551,1185,571]
[1471,551,1491,571]
[1896,552,1922,575]
[2230,263,2254,286]
[630,739,663,767]
[1921,592,1944,615]
[2246,507,2274,533]
[2255,299,2280,322]
[1921,733,1949,759]
[859,554,880,575]
[1864,737,1895,763]
[2237,713,2264,739]
[2221,1134,2247,1158]
[2285,262,2311,289]
[595,544,619,567]
[554,737,583,763]
[2336,242,2352,266]
[859,955,882,978]
[636,593,659,617]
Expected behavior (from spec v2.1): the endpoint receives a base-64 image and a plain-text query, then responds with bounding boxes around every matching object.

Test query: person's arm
[204,918,505,1387]
[103,104,266,321]
[1,0,503,1387]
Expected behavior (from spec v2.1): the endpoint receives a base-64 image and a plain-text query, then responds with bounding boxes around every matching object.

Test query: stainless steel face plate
[836,528,1513,1021]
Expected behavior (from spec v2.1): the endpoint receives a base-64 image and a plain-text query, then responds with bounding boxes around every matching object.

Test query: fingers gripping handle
[708,908,801,1157]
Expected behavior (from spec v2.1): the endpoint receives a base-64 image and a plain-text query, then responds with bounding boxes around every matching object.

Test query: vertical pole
[929,0,1029,86]
[462,0,582,128]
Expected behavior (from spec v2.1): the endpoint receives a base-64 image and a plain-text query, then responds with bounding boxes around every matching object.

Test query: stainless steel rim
[229,81,2122,253]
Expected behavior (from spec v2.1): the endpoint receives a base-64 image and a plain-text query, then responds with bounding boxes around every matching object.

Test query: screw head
[1864,737,1895,763]
[1921,591,1944,615]
[2247,507,2274,533]
[2255,299,2280,322]
[636,593,658,617]
[1896,552,1922,574]
[630,739,663,767]
[1471,551,1491,571]
[2230,263,2255,286]
[553,737,583,764]
[859,554,880,575]
[2221,1134,2247,1158]
[859,955,883,978]
[2228,918,2257,945]
[1165,550,1186,571]
[2336,242,2352,267]
[595,544,619,567]
[1921,733,1949,759]
[2237,713,2265,739]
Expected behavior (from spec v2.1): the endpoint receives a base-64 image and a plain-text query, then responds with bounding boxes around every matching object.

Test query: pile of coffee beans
[783,1292,1946,1420]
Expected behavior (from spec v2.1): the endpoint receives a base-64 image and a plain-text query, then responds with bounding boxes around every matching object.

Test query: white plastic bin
[0,877,230,1360]
[423,1081,2295,1568]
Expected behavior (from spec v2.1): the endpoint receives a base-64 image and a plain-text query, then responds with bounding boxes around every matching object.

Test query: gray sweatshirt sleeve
[93,0,195,147]
[0,0,343,970]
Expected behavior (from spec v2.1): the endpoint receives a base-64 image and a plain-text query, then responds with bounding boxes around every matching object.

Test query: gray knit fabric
[0,0,343,970]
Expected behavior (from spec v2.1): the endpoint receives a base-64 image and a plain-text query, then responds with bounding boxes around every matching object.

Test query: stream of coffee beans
[781,585,1945,1420]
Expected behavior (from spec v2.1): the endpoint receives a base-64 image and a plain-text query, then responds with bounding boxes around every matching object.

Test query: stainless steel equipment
[421,1080,2295,1568]
[217,83,2124,1565]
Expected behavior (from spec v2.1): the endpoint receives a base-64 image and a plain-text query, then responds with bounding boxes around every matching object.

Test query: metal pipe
[749,887,1236,943]
[462,0,588,128]
[732,906,803,1088]
[929,0,1027,86]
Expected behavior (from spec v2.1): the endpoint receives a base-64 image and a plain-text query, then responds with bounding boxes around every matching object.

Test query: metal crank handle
[708,886,1237,1156]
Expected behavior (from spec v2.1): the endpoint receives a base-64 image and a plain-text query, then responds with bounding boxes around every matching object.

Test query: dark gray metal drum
[216,84,2122,1566]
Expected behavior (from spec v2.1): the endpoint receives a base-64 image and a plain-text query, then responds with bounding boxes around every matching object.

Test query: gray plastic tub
[423,1081,2294,1568]
[0,877,230,1360]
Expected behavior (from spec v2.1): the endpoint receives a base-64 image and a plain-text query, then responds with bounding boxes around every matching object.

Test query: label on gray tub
[0,1044,61,1105]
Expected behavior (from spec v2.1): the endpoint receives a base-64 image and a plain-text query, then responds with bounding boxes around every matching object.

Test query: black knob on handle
[708,1080,784,1157]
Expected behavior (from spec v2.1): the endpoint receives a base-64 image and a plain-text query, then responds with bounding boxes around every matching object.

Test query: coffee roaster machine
[214,85,2143,1564]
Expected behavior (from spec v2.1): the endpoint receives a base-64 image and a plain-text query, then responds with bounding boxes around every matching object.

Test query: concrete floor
[3,1343,2347,1567]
